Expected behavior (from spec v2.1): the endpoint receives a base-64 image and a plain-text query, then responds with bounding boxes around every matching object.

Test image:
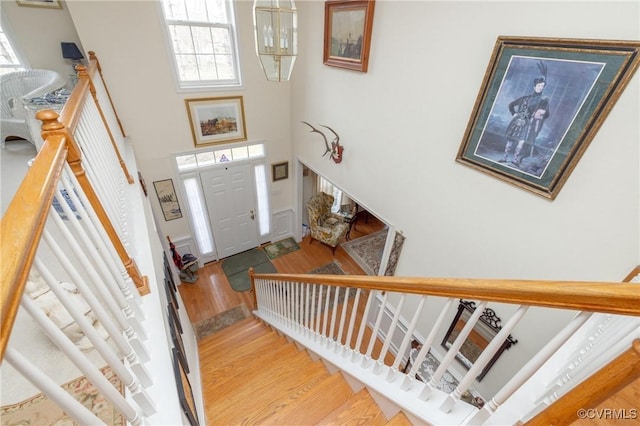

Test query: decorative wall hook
[302,121,344,164]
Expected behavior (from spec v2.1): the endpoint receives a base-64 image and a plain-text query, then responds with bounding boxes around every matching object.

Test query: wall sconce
[60,42,84,73]
[253,0,297,82]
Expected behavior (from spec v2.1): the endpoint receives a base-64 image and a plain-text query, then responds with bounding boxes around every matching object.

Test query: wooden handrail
[0,135,68,360]
[88,51,126,137]
[251,273,640,316]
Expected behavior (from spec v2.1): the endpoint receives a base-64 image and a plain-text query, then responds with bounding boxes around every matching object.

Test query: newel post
[37,110,150,296]
[249,267,257,310]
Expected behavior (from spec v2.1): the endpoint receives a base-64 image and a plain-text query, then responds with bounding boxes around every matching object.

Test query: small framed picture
[185,96,247,147]
[323,0,376,72]
[153,179,182,221]
[16,0,62,8]
[272,161,289,182]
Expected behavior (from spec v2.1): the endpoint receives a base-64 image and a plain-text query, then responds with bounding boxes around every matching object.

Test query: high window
[0,20,26,75]
[160,0,241,89]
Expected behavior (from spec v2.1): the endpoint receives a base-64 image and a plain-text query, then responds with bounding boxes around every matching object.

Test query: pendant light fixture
[253,0,297,82]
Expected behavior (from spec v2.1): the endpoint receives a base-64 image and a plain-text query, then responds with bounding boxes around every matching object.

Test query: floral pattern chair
[306,192,349,254]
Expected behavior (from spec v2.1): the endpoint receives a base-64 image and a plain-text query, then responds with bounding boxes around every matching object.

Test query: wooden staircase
[198,316,416,426]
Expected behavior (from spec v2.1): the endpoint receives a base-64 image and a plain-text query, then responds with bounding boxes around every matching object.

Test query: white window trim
[156,0,244,92]
[0,14,30,73]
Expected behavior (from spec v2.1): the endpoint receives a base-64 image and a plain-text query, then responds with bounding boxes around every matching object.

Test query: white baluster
[362,291,388,369]
[4,348,107,426]
[336,287,351,352]
[373,294,405,374]
[20,295,143,426]
[388,295,427,382]
[343,288,362,357]
[420,301,487,400]
[353,290,375,362]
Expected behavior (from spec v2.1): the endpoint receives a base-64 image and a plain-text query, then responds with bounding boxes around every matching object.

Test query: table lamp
[61,42,84,72]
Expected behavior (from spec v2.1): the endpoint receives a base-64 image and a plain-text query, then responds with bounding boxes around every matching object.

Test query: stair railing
[250,270,640,425]
[0,53,152,425]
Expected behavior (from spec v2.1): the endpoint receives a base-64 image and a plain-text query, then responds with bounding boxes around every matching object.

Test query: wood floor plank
[259,372,355,426]
[318,388,388,426]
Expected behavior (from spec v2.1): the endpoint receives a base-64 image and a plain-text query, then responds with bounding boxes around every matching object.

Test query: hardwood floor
[178,215,386,324]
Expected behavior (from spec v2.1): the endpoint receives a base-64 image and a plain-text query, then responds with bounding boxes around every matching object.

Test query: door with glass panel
[200,164,258,258]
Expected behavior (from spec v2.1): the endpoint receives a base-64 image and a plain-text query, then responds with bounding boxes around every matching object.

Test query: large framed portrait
[185,96,247,147]
[323,0,375,72]
[456,36,640,200]
[16,0,62,8]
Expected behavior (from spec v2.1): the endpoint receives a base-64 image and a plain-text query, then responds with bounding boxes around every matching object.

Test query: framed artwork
[169,307,189,374]
[456,36,640,200]
[323,0,375,72]
[185,96,247,147]
[168,300,183,334]
[153,179,182,221]
[272,161,289,181]
[16,0,62,8]
[138,171,147,197]
[172,348,199,426]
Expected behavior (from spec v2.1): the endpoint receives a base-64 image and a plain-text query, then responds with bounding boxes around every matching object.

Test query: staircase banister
[58,61,96,132]
[0,135,68,360]
[252,273,640,316]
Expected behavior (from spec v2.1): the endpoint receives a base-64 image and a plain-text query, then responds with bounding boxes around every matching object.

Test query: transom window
[160,0,241,88]
[176,143,265,171]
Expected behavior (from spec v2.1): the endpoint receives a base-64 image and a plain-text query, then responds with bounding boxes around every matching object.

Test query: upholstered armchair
[1,69,67,148]
[306,192,349,254]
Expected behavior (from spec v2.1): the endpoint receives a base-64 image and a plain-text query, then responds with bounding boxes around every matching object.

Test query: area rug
[193,303,252,341]
[309,261,345,275]
[222,248,277,292]
[263,237,300,259]
[341,229,405,276]
[0,365,124,425]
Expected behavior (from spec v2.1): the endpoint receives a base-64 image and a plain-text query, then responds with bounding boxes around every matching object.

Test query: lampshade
[253,0,297,82]
[61,42,84,60]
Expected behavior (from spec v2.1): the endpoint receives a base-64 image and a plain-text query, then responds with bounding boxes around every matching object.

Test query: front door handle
[250,209,255,220]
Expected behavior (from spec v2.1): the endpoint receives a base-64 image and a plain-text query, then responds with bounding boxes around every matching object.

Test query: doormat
[222,249,277,292]
[341,229,405,276]
[0,365,124,425]
[193,303,252,341]
[263,237,300,259]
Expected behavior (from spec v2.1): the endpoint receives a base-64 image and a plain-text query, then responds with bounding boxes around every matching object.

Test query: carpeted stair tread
[258,372,355,425]
[197,317,266,348]
[318,388,388,426]
[209,350,328,424]
[386,411,416,426]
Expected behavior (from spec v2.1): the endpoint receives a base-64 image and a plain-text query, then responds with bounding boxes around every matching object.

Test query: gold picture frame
[323,0,375,72]
[456,36,640,200]
[16,0,62,8]
[185,96,247,147]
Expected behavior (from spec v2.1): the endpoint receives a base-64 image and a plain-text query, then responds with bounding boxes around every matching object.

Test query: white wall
[1,0,84,85]
[291,0,639,396]
[64,0,294,254]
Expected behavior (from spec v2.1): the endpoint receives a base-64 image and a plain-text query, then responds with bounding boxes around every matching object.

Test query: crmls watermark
[577,408,638,420]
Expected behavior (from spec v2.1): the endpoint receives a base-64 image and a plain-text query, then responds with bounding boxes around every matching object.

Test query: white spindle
[467,311,592,425]
[20,295,142,426]
[353,290,375,362]
[314,285,323,338]
[343,288,362,357]
[34,260,156,415]
[440,305,529,413]
[41,230,150,369]
[373,294,405,374]
[62,170,143,320]
[308,284,316,336]
[388,295,427,381]
[420,301,487,400]
[328,287,341,349]
[322,285,331,340]
[363,291,388,368]
[402,298,455,390]
[4,348,106,426]
[336,287,351,350]
[49,206,146,342]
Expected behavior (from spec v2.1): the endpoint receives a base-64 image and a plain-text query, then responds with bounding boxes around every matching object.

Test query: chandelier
[253,0,297,82]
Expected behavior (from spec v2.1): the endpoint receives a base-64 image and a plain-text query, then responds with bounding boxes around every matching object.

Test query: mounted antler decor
[302,121,344,164]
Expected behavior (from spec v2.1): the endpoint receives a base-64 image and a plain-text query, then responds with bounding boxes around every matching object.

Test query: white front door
[201,164,258,259]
